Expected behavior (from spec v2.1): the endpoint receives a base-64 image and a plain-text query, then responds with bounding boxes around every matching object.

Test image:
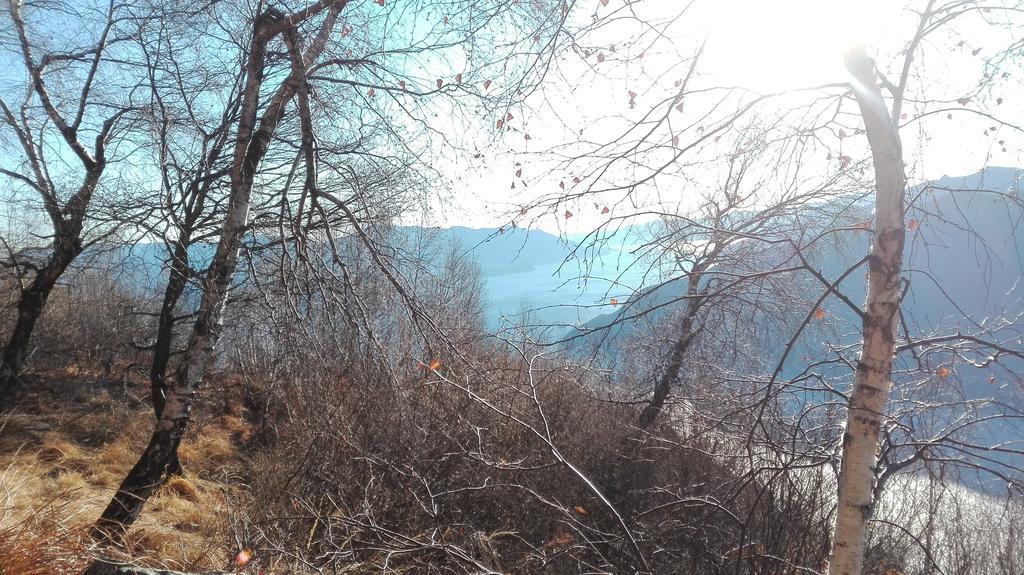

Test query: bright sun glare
[700,0,889,91]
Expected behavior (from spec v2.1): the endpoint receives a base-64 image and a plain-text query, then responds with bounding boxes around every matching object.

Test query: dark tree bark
[636,264,705,431]
[1,245,77,398]
[605,264,706,510]
[146,236,191,476]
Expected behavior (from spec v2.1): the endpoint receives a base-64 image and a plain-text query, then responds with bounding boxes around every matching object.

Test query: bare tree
[128,3,248,475]
[89,0,578,556]
[0,0,143,403]
[88,1,346,549]
[826,3,1024,572]
[517,1,1024,574]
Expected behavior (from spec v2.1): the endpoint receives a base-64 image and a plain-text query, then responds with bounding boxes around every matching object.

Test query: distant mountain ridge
[88,167,1024,339]
[561,166,1024,348]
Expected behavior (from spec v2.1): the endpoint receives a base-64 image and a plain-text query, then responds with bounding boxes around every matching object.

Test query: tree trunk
[636,268,702,430]
[0,163,99,407]
[151,239,190,417]
[0,242,79,406]
[84,558,229,575]
[608,270,704,507]
[148,238,192,475]
[91,182,253,545]
[92,163,256,550]
[828,47,906,575]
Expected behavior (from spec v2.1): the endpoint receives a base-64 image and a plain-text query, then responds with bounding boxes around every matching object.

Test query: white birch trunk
[828,47,907,575]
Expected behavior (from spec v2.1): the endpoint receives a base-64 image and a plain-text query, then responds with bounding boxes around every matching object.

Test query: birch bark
[827,47,906,575]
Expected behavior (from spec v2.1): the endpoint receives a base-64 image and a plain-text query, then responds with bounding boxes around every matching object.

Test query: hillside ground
[0,364,254,574]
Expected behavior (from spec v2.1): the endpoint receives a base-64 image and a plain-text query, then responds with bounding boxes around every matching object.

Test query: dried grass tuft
[0,372,251,574]
[164,475,200,502]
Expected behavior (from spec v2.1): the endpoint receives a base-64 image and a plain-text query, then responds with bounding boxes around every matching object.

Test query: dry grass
[0,505,89,575]
[0,370,252,574]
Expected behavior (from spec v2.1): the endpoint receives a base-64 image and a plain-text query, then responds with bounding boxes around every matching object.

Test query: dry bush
[199,237,837,574]
[231,341,835,574]
[0,258,153,379]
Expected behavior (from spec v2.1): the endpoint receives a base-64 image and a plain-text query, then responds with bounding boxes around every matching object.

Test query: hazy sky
[422,0,1024,234]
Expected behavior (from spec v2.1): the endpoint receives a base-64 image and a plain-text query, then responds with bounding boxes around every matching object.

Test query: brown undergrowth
[0,366,255,574]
